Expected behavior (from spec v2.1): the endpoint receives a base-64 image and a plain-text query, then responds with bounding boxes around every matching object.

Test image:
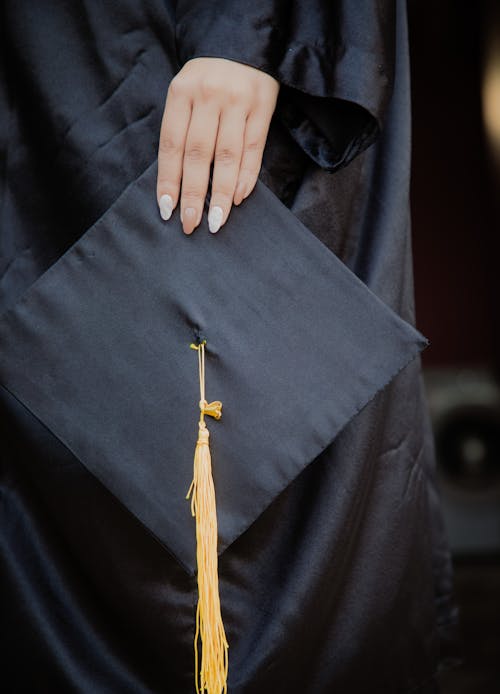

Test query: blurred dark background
[409,0,500,691]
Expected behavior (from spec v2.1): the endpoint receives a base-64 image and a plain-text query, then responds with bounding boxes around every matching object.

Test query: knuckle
[181,186,204,200]
[214,147,237,165]
[159,136,182,157]
[244,139,263,154]
[252,95,268,111]
[185,142,210,162]
[167,76,187,98]
[199,80,219,102]
[227,85,249,106]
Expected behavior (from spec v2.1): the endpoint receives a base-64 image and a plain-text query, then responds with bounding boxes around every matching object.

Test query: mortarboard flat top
[0,162,427,574]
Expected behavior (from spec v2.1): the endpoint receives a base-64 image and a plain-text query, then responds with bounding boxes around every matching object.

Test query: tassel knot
[200,399,222,420]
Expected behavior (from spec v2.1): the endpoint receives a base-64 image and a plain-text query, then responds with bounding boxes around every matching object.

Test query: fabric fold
[174,0,396,171]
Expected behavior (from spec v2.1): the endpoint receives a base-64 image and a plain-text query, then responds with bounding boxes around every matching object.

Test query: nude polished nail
[182,207,198,234]
[234,182,246,206]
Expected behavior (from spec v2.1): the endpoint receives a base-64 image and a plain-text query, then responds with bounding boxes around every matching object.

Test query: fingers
[233,110,268,207]
[157,78,192,221]
[234,97,277,207]
[180,103,219,234]
[208,106,246,233]
[156,58,280,235]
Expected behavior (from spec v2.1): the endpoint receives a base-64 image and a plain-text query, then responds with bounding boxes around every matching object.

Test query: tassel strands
[186,340,229,694]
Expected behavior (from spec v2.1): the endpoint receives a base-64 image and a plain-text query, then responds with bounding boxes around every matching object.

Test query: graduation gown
[0,1,459,692]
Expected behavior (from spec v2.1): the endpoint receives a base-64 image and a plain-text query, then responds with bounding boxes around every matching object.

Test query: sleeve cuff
[174,1,395,171]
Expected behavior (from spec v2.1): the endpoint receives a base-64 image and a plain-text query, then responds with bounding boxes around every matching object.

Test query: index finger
[157,81,192,220]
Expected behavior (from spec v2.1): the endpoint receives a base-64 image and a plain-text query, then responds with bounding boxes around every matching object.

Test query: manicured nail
[208,206,223,234]
[182,206,198,234]
[234,182,246,206]
[159,194,173,221]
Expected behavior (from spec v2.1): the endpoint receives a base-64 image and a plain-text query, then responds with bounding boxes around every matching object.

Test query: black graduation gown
[0,1,459,692]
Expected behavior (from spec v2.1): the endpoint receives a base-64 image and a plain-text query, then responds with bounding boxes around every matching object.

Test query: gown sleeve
[174,0,396,172]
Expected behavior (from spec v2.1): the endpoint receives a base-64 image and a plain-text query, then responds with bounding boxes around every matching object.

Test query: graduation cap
[0,162,427,693]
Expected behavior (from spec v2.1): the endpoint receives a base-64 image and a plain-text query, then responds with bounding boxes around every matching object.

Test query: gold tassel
[186,340,229,694]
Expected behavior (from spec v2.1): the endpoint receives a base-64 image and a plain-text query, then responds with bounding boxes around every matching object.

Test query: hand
[157,57,280,234]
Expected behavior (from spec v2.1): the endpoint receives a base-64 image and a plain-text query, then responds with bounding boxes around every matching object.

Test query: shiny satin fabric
[0,1,459,692]
[174,0,395,171]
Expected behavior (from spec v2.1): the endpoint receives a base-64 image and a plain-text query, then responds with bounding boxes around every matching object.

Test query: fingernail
[208,206,223,234]
[159,194,173,221]
[183,206,197,234]
[234,182,246,206]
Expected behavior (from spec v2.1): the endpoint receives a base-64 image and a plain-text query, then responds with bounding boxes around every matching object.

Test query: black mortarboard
[0,162,427,692]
